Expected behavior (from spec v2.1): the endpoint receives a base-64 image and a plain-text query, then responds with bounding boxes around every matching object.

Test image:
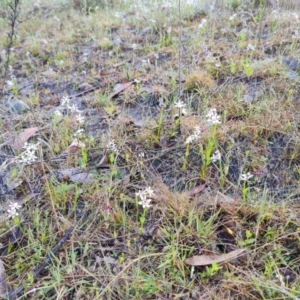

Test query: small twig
[98,252,164,297]
[178,0,182,100]
[8,226,74,300]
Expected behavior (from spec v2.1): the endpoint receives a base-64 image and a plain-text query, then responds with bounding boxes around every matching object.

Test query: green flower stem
[182,142,190,170]
[157,107,164,139]
[139,209,147,234]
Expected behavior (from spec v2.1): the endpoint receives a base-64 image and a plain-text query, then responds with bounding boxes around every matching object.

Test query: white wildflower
[158,97,165,108]
[167,27,172,34]
[69,138,85,148]
[240,172,253,181]
[206,108,221,125]
[229,14,236,21]
[115,38,122,45]
[106,139,119,154]
[174,107,187,119]
[23,142,39,153]
[74,128,85,136]
[138,152,144,158]
[18,142,39,164]
[76,114,85,125]
[136,187,155,209]
[7,201,22,218]
[185,125,202,144]
[144,186,155,197]
[174,100,186,109]
[246,44,255,51]
[6,80,14,88]
[138,198,152,208]
[141,59,149,65]
[53,110,63,118]
[211,150,221,163]
[61,96,71,107]
[132,43,137,50]
[292,31,299,38]
[69,103,79,114]
[198,18,207,29]
[181,107,187,115]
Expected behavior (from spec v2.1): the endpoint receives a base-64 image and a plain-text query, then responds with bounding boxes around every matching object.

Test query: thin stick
[8,226,74,300]
[178,0,182,100]
[99,252,164,297]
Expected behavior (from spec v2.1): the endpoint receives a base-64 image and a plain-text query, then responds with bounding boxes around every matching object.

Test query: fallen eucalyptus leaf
[184,248,246,266]
[11,127,39,150]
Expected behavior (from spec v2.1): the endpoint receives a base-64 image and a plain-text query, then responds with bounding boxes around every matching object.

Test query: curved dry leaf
[70,172,94,184]
[59,168,94,184]
[41,68,57,78]
[186,183,206,197]
[184,248,246,266]
[11,127,39,150]
[108,81,133,99]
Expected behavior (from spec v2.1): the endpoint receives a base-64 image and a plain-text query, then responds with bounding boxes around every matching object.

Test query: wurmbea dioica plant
[240,172,253,201]
[106,139,120,176]
[171,100,187,144]
[183,108,222,179]
[156,98,165,140]
[200,108,221,179]
[61,95,87,167]
[182,125,202,170]
[11,142,40,223]
[211,149,224,187]
[136,186,155,233]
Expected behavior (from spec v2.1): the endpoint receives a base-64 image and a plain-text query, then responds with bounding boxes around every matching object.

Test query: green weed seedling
[200,261,222,279]
[238,230,256,247]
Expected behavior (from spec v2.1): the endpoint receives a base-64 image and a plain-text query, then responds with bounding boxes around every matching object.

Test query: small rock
[139,26,152,36]
[7,100,30,114]
[283,58,300,71]
[243,94,255,104]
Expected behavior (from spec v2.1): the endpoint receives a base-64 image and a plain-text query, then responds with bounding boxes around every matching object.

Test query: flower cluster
[174,100,187,116]
[185,125,202,144]
[106,140,119,154]
[198,18,207,29]
[240,172,253,181]
[61,95,85,145]
[6,65,16,91]
[7,201,22,218]
[211,149,221,163]
[246,44,255,51]
[136,186,155,208]
[18,142,39,164]
[174,100,186,109]
[69,138,85,148]
[206,108,221,125]
[229,14,237,21]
